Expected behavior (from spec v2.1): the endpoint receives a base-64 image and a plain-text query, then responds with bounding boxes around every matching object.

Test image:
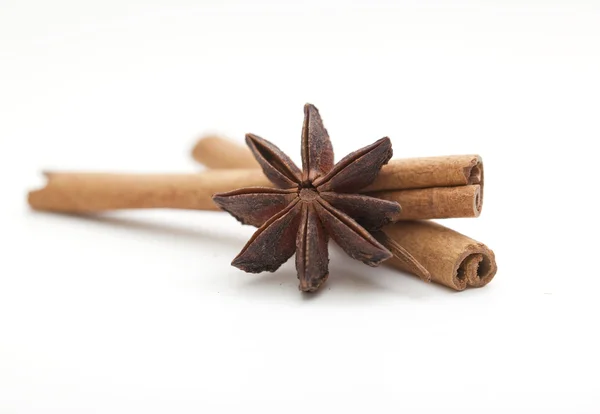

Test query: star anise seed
[213,104,403,292]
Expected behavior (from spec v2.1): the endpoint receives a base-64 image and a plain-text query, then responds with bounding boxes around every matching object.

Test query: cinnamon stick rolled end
[450,243,497,291]
[364,154,484,192]
[382,221,497,291]
[466,157,483,185]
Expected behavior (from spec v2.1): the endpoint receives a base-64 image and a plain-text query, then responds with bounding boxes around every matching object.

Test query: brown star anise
[213,104,403,292]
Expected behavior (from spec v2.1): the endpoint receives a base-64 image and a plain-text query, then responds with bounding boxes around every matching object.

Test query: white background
[1,0,599,412]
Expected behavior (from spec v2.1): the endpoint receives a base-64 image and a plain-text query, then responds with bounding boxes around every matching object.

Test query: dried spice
[213,104,410,292]
[26,103,496,292]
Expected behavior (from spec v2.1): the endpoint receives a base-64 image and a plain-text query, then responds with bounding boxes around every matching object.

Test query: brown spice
[28,171,480,220]
[28,170,270,212]
[191,135,497,291]
[192,135,483,191]
[368,185,482,219]
[363,154,483,192]
[379,221,497,290]
[213,104,420,292]
[26,106,497,292]
[191,135,484,219]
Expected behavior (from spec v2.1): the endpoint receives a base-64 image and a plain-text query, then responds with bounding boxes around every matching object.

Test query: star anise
[213,104,403,292]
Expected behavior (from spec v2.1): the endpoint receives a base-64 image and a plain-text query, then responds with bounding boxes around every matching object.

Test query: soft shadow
[240,268,297,289]
[239,249,421,300]
[329,244,455,298]
[31,211,244,247]
[242,268,389,293]
[235,244,460,299]
[31,211,457,299]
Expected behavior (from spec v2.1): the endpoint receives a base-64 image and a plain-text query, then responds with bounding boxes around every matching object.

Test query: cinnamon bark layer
[380,221,497,290]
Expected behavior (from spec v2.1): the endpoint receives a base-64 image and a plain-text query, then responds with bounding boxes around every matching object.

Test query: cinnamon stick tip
[27,171,54,210]
[27,189,49,211]
[464,155,483,185]
[453,244,497,290]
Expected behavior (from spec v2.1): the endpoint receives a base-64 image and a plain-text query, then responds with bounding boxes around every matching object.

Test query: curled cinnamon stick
[190,136,484,219]
[191,136,484,191]
[369,185,482,219]
[379,221,497,290]
[363,154,483,192]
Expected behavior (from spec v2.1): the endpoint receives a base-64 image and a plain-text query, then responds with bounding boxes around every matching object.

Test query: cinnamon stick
[191,136,483,191]
[28,170,479,220]
[368,185,482,219]
[363,154,483,192]
[379,221,497,290]
[28,170,270,212]
[190,135,483,219]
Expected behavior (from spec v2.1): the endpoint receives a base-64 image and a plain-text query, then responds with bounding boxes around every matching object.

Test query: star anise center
[299,187,319,201]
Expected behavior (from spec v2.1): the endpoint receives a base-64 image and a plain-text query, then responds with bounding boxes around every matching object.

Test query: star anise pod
[213,104,403,292]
